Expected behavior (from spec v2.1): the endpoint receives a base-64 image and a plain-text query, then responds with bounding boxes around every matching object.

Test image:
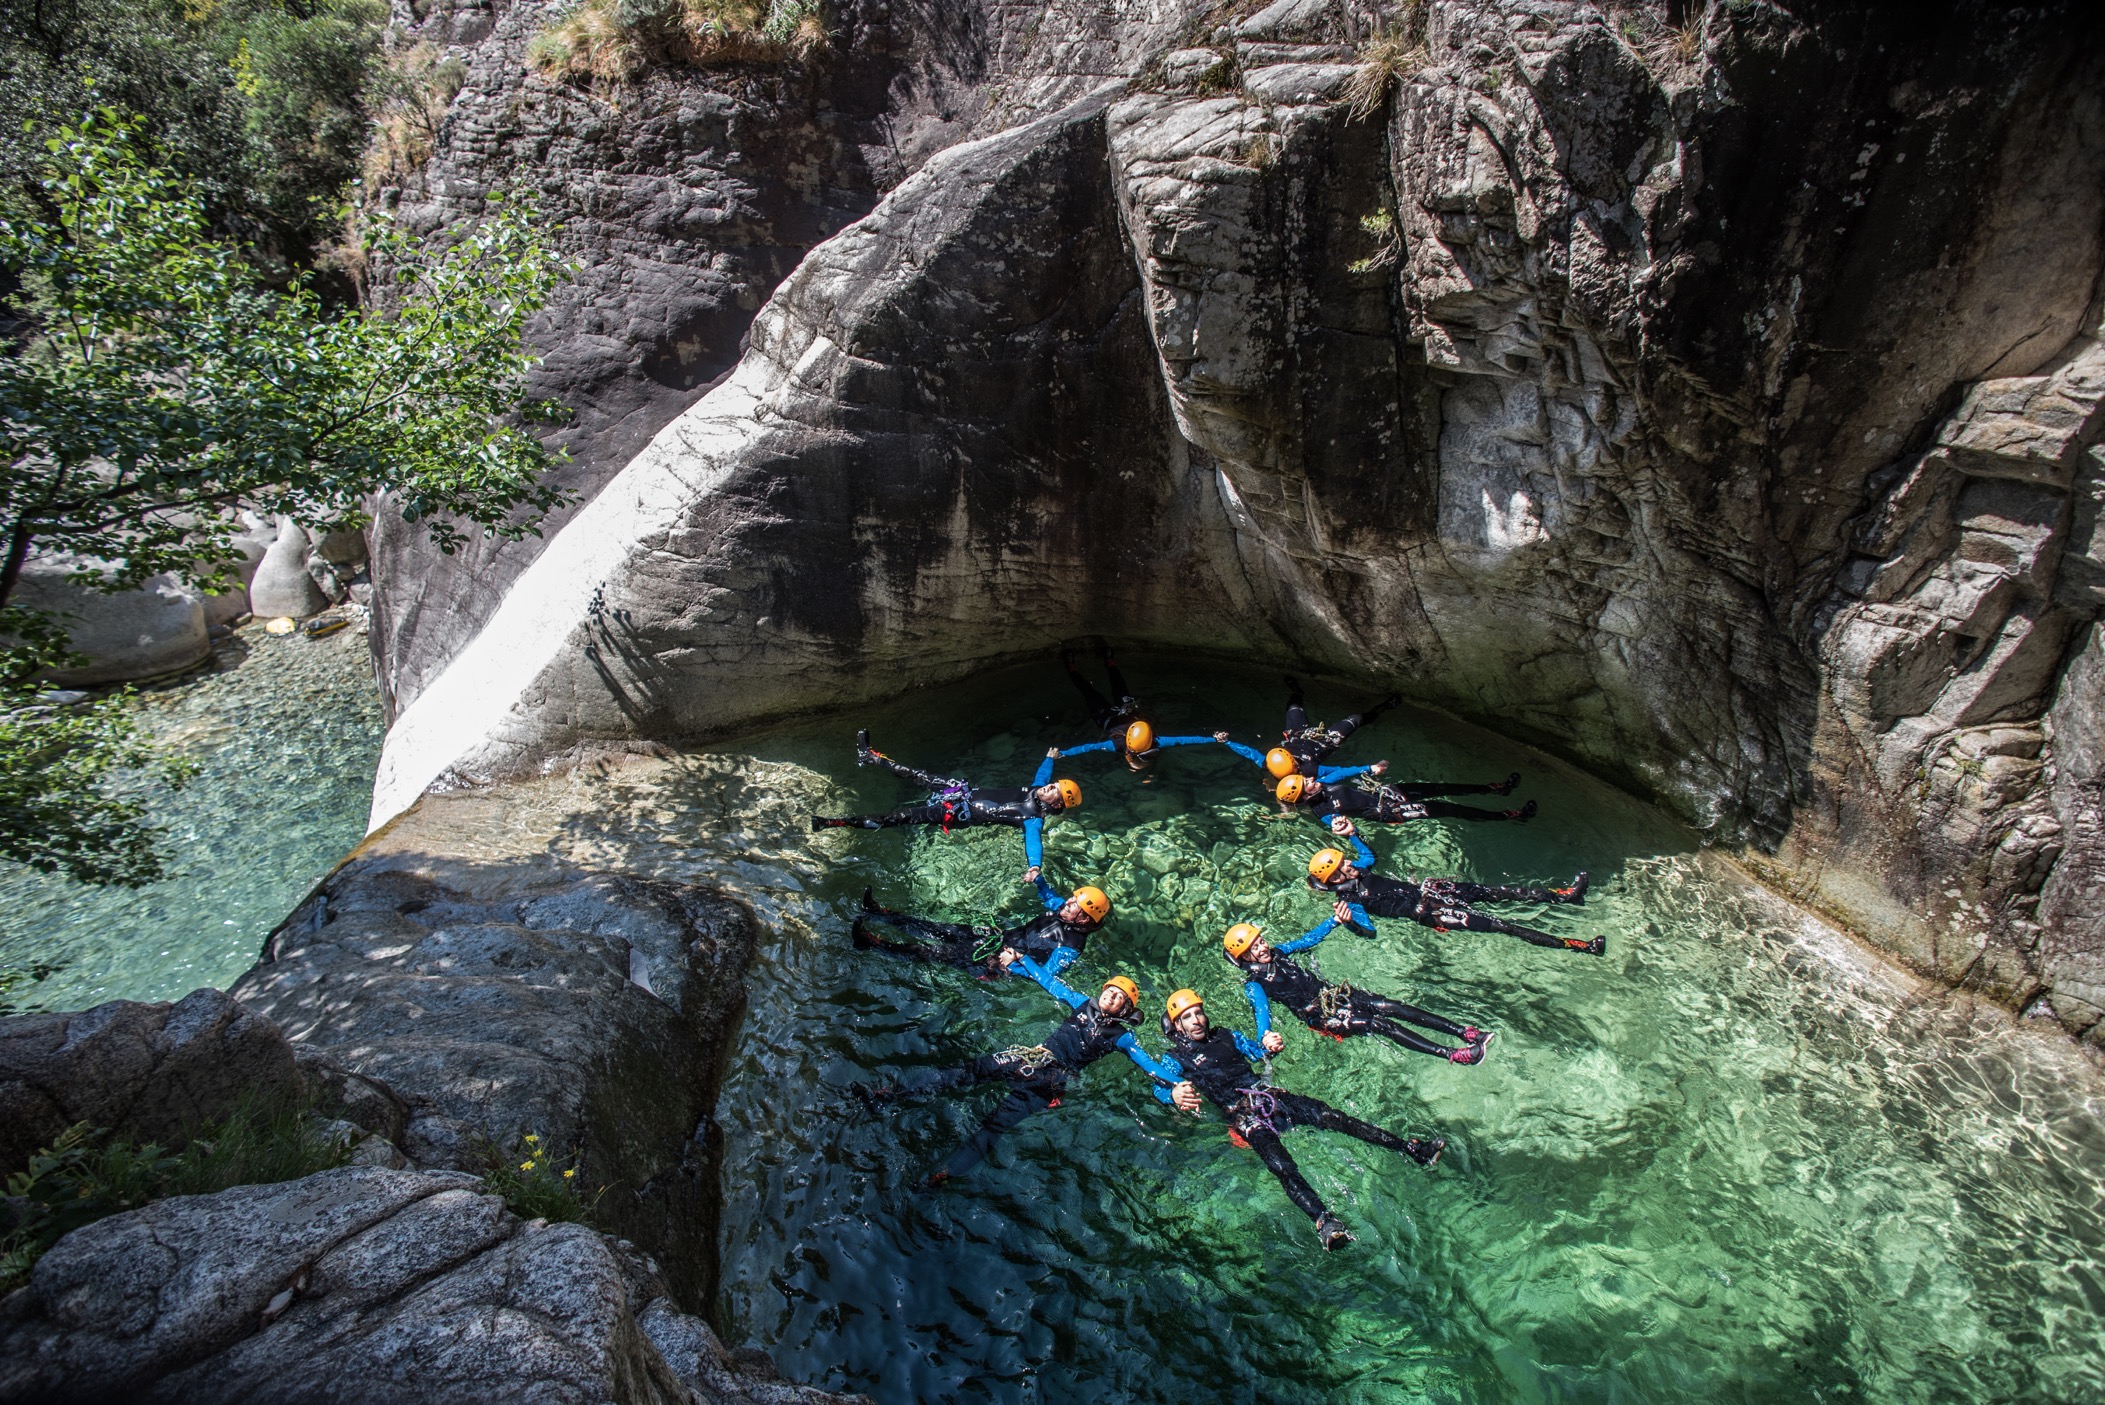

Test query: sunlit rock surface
[366,1,2105,1038]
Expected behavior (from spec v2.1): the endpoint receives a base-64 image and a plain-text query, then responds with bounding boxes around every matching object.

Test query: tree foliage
[0,110,573,886]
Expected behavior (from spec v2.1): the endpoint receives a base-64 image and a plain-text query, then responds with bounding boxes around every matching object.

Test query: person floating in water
[1274,771,1534,825]
[1307,819,1601,956]
[852,868,1109,978]
[1274,674,1402,776]
[1156,988,1444,1250]
[855,968,1179,1191]
[1213,732,1387,788]
[1058,645,1218,773]
[812,730,1080,867]
[1223,910,1494,1064]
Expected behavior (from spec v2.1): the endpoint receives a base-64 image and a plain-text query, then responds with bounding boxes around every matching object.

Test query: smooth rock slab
[0,1166,864,1404]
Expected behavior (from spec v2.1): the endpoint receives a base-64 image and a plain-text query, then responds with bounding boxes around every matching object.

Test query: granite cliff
[362,0,2105,1039]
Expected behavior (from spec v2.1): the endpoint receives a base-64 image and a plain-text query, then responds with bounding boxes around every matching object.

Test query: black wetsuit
[1318,836,1594,953]
[1236,950,1476,1060]
[853,893,1097,978]
[1304,781,1520,826]
[1160,1021,1434,1225]
[1279,675,1399,775]
[1066,649,1142,737]
[831,752,1050,830]
[874,976,1175,1181]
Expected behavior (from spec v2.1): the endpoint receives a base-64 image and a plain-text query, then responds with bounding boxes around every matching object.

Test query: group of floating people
[810,649,1600,1250]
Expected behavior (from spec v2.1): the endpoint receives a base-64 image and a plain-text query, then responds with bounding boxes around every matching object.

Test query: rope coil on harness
[1234,1084,1284,1135]
[969,924,1006,962]
[996,1044,1057,1077]
[1316,981,1356,1030]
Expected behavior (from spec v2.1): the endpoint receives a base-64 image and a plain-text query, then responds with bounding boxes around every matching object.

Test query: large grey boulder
[8,558,210,685]
[247,519,329,620]
[0,988,304,1173]
[0,1166,864,1405]
[232,844,759,1308]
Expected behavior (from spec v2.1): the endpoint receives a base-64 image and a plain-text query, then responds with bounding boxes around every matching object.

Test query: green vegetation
[528,0,827,86]
[0,1101,354,1292]
[478,1131,599,1224]
[0,0,386,274]
[1344,3,1429,120]
[1347,208,1401,276]
[0,111,571,886]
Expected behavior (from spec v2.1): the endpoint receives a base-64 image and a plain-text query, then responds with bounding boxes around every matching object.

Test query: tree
[0,109,573,885]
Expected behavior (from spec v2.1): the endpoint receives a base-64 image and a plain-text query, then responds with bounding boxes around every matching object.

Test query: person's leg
[1354,989,1475,1042]
[1446,906,1601,954]
[814,800,951,831]
[1100,646,1132,706]
[1282,1092,1443,1165]
[1394,775,1517,799]
[851,912,985,968]
[928,1077,1061,1183]
[1284,675,1309,731]
[1449,879,1562,905]
[1066,653,1114,718]
[1409,800,1530,823]
[1241,1123,1329,1223]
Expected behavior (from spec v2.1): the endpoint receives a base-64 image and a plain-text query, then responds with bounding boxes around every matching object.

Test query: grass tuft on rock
[478,1132,599,1225]
[0,1099,354,1293]
[528,0,826,86]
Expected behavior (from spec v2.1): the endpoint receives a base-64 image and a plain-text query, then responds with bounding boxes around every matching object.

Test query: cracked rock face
[0,1166,864,1405]
[366,1,2105,1038]
[230,836,758,1308]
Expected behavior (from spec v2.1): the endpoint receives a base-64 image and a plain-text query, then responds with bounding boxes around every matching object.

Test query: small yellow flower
[520,1161,533,1170]
[563,1169,575,1179]
[526,1134,539,1143]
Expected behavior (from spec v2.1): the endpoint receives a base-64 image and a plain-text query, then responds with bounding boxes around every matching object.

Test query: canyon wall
[365,1,2105,1039]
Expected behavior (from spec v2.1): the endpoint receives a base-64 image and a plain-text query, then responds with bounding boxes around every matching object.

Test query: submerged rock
[0,1165,865,1405]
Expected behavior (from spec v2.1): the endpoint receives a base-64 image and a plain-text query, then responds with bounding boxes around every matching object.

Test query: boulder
[232,852,759,1309]
[0,1166,866,1405]
[247,519,328,620]
[8,557,209,685]
[0,988,304,1173]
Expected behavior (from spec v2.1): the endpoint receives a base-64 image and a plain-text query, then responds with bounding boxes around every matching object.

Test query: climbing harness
[936,781,973,833]
[968,924,1007,962]
[1234,1084,1284,1137]
[996,1044,1058,1077]
[1316,982,1357,1030]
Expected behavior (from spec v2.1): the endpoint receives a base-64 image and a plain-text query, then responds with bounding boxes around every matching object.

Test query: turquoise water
[0,621,384,1010]
[617,660,2105,1405]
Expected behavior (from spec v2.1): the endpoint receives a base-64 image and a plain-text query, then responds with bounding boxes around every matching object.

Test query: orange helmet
[1275,774,1310,804]
[1101,974,1140,1008]
[1053,778,1083,809]
[1165,988,1205,1021]
[1222,923,1262,958]
[1071,885,1111,923]
[1308,847,1348,883]
[1124,720,1156,754]
[1265,747,1298,779]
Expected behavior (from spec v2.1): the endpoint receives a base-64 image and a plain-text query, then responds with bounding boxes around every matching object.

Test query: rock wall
[365,2,2105,1039]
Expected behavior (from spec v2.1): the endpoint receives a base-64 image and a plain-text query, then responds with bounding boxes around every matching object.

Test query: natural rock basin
[359,657,2105,1403]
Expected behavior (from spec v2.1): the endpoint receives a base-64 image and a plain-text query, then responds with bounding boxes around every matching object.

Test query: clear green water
[627,660,2105,1405]
[0,622,384,1010]
[11,646,2102,1404]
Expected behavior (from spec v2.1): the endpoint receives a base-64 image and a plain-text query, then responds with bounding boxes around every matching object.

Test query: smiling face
[1034,784,1065,810]
[1174,1006,1210,1040]
[1244,935,1272,963]
[1097,985,1133,1017]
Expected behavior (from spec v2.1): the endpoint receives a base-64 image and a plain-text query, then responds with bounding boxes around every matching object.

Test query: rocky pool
[12,651,2103,1403]
[0,619,385,1011]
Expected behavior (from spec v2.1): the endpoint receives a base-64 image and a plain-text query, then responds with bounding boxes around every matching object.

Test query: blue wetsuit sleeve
[1155,736,1215,748]
[1232,1030,1268,1061]
[1062,740,1116,756]
[1343,902,1376,936]
[1033,754,1057,787]
[1245,981,1273,1040]
[1041,945,1079,977]
[1023,817,1044,867]
[1151,1054,1183,1103]
[1318,763,1374,783]
[1034,874,1062,911]
[1219,740,1265,767]
[1115,1033,1182,1083]
[1013,955,1088,1010]
[1277,916,1336,955]
[1349,834,1377,868]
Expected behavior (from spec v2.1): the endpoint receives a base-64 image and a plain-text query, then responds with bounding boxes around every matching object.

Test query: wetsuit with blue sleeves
[1277,675,1401,775]
[851,878,1098,978]
[1293,778,1525,826]
[1314,833,1600,954]
[1219,739,1380,786]
[818,746,1065,867]
[857,957,1177,1185]
[1235,915,1482,1060]
[1155,1015,1440,1226]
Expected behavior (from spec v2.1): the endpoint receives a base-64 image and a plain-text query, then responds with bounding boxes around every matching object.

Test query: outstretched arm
[1012,954,1089,1010]
[1341,902,1376,937]
[1032,750,1058,788]
[1023,816,1044,868]
[1216,738,1266,768]
[1155,735,1220,749]
[1031,870,1062,911]
[1244,980,1274,1041]
[1231,1029,1269,1062]
[1114,1032,1182,1083]
[1151,1055,1185,1104]
[1277,914,1339,955]
[1060,740,1117,756]
[1348,833,1377,869]
[1317,762,1384,783]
